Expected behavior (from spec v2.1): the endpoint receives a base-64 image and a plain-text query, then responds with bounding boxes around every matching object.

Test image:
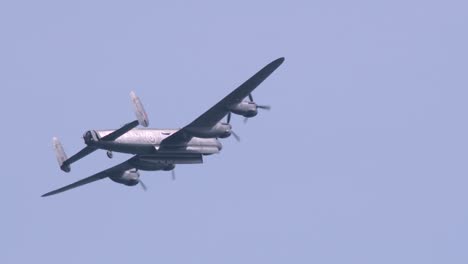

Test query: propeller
[130,168,147,191]
[256,105,271,110]
[226,112,241,141]
[139,179,147,191]
[244,93,271,123]
[249,93,271,110]
[231,130,241,142]
[171,169,176,181]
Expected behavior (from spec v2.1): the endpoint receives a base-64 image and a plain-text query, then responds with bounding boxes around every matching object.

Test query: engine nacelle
[110,169,140,186]
[185,122,232,138]
[229,101,258,117]
[83,130,101,145]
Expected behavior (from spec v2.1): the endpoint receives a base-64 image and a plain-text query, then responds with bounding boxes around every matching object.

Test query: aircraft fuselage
[91,128,222,156]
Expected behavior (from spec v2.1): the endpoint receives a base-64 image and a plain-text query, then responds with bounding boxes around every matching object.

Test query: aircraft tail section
[52,137,70,172]
[130,91,149,127]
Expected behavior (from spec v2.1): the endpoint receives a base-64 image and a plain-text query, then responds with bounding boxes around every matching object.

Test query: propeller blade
[171,169,176,181]
[227,112,231,124]
[231,130,241,142]
[257,105,271,110]
[248,93,253,102]
[243,117,249,124]
[139,179,147,191]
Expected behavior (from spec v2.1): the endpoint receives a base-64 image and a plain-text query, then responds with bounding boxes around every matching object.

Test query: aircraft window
[162,132,171,135]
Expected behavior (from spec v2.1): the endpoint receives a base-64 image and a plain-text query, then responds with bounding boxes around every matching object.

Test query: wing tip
[41,188,60,197]
[274,57,285,65]
[266,57,285,71]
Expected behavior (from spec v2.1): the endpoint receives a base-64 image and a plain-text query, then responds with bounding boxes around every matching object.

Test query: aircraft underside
[129,153,203,171]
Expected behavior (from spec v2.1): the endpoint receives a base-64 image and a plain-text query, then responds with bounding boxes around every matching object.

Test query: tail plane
[51,91,149,173]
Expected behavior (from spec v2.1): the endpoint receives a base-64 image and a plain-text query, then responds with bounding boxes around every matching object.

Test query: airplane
[42,57,285,197]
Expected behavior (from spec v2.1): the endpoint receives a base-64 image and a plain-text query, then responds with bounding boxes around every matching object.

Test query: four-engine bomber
[42,57,284,197]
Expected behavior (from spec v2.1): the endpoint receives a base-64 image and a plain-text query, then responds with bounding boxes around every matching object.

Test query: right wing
[42,157,136,197]
[161,57,284,147]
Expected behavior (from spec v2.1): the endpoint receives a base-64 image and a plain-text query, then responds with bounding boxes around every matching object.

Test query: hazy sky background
[1,0,468,263]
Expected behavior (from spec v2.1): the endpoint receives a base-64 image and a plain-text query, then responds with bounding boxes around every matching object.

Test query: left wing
[42,157,136,197]
[161,57,284,146]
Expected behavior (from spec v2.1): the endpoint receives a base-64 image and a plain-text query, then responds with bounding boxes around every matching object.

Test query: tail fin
[52,137,70,172]
[130,91,149,127]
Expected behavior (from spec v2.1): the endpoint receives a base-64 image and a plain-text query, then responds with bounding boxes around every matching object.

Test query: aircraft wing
[42,157,136,197]
[161,57,284,146]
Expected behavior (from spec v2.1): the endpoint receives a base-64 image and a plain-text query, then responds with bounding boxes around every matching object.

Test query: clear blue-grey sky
[2,0,468,263]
